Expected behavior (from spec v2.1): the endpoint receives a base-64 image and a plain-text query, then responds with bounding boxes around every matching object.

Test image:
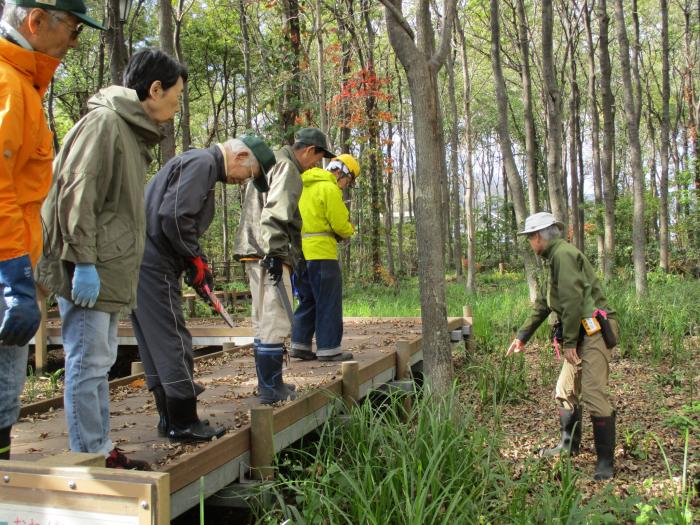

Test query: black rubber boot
[255,347,297,404]
[0,426,11,460]
[151,385,169,437]
[167,397,225,442]
[541,406,582,456]
[592,412,616,480]
[290,347,317,360]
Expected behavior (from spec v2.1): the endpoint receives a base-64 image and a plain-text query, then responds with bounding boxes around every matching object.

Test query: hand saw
[202,284,235,328]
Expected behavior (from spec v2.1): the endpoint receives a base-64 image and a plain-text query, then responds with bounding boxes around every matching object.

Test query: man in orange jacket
[0,0,103,460]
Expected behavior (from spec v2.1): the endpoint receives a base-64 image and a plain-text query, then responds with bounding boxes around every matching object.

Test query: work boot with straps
[541,406,582,457]
[591,412,616,480]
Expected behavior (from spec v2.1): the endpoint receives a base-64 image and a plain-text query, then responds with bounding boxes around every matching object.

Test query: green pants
[554,319,619,417]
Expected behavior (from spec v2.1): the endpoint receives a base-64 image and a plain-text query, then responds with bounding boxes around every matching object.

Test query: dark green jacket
[36,86,162,313]
[517,239,616,347]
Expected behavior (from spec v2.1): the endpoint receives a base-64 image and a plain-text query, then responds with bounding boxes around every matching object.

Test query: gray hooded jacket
[233,145,304,267]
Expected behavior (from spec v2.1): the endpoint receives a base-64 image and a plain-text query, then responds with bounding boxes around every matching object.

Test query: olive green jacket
[516,239,616,347]
[36,86,162,313]
[233,146,304,267]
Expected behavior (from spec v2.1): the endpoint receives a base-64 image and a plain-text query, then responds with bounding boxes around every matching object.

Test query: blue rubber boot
[255,344,297,404]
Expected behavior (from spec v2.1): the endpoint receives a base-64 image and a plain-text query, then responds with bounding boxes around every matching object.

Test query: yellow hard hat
[333,154,360,179]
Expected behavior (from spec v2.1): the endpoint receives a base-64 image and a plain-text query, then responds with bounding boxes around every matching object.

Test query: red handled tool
[203,284,235,328]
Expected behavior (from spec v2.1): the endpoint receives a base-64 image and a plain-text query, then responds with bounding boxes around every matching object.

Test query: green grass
[249,272,699,524]
[252,390,673,524]
[345,271,700,363]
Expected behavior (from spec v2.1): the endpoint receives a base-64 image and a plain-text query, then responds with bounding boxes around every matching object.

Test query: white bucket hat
[518,212,564,235]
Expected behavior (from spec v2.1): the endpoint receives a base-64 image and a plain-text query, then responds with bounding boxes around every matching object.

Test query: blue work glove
[261,255,283,285]
[71,263,100,308]
[0,254,41,347]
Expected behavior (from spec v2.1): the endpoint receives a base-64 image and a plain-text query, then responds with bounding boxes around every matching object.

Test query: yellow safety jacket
[298,167,354,260]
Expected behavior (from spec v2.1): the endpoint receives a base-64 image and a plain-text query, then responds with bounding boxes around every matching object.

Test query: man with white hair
[506,212,620,481]
[0,0,102,461]
[131,136,276,441]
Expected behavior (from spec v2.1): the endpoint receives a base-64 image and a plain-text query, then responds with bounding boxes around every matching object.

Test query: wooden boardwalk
[10,316,471,520]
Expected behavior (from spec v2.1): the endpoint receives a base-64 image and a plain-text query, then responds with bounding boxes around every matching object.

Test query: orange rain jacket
[0,37,60,267]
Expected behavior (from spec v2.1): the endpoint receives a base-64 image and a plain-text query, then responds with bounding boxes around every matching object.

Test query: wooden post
[34,287,48,376]
[341,361,359,409]
[395,341,411,380]
[395,341,413,420]
[463,305,475,354]
[249,406,275,480]
[130,361,144,375]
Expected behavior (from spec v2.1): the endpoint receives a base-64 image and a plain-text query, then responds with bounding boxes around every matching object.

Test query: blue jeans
[291,260,343,358]
[58,297,119,455]
[0,300,28,429]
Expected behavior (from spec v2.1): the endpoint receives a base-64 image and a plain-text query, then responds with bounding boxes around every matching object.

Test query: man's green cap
[294,127,335,158]
[240,135,276,193]
[7,0,106,30]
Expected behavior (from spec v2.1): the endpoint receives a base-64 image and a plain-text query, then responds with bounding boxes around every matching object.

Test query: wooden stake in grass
[250,406,275,480]
[342,361,360,409]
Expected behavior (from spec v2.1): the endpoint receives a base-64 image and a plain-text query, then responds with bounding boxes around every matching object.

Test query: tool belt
[593,309,618,349]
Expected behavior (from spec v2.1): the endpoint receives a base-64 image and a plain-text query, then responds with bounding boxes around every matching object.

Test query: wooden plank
[358,353,395,384]
[36,452,104,467]
[0,462,169,524]
[19,345,253,418]
[272,380,342,434]
[44,325,255,338]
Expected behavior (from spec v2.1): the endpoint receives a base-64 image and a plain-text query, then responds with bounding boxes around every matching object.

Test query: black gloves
[261,255,283,285]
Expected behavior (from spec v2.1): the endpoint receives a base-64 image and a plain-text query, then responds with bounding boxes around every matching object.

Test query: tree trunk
[174,0,191,150]
[106,0,128,85]
[515,0,539,214]
[541,0,566,224]
[447,48,462,278]
[396,59,406,275]
[384,118,396,278]
[456,18,476,292]
[597,0,617,281]
[239,0,253,130]
[659,0,671,272]
[281,0,301,144]
[490,0,537,300]
[316,0,327,134]
[569,50,583,250]
[614,0,647,295]
[583,0,605,271]
[361,0,382,282]
[381,0,456,395]
[159,0,176,162]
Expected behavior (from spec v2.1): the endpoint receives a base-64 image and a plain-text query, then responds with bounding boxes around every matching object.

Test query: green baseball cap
[240,135,276,193]
[294,127,335,158]
[7,0,106,30]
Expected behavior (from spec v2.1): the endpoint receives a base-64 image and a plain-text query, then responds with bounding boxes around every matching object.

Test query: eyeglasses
[46,10,84,39]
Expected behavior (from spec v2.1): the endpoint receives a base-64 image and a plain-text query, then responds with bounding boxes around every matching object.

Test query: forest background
[9,0,700,520]
[40,0,700,288]
[33,0,700,394]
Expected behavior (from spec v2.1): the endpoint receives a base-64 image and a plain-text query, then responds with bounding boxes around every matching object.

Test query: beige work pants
[554,319,619,417]
[246,262,294,345]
